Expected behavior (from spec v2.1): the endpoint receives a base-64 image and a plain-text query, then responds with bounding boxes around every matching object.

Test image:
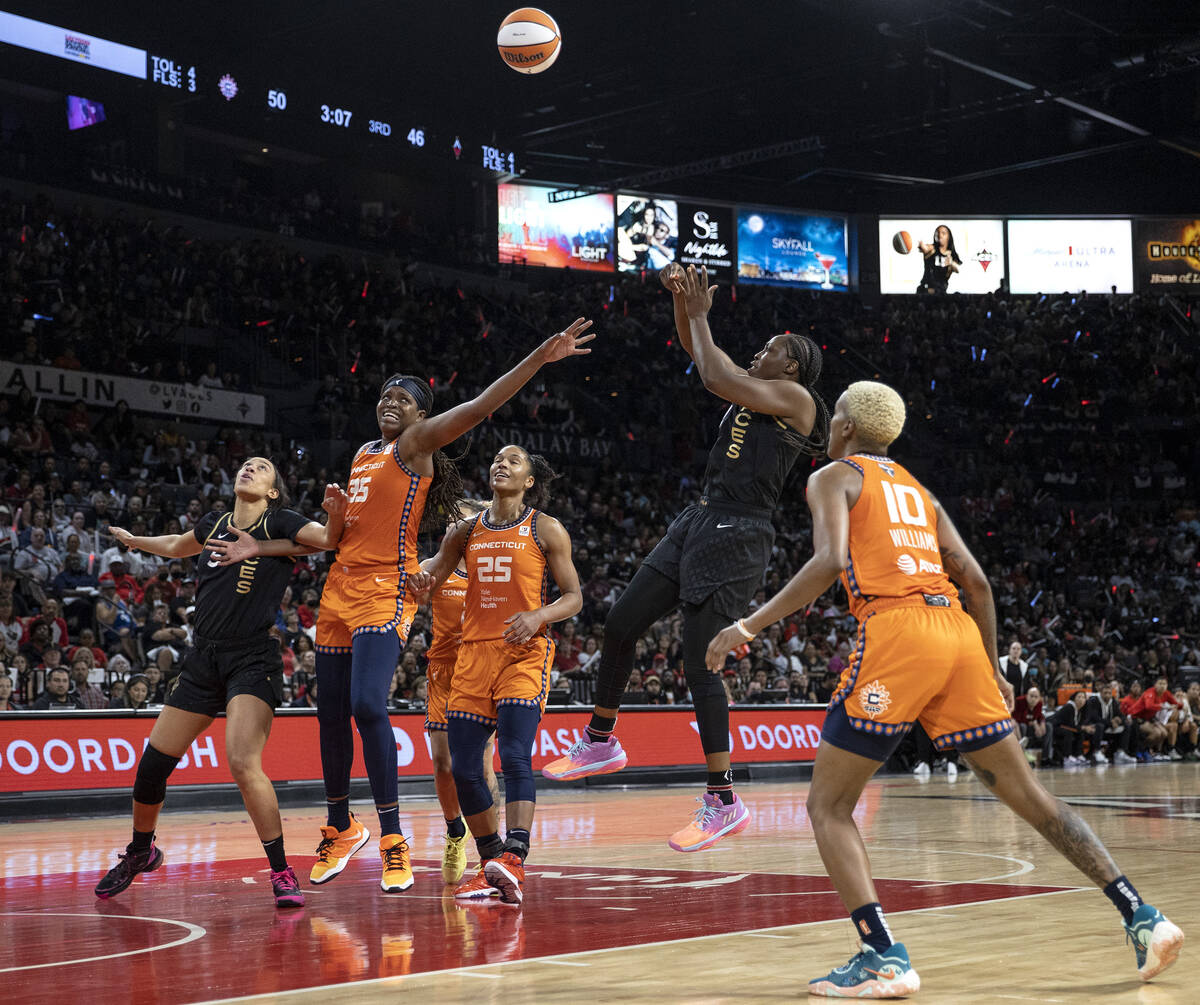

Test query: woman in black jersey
[94,457,346,909]
[916,224,962,295]
[544,264,829,852]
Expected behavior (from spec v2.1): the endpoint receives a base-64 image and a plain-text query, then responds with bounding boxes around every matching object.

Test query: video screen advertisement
[1007,219,1133,294]
[1133,217,1200,290]
[616,195,678,273]
[676,202,735,278]
[497,183,614,271]
[878,219,1004,295]
[736,209,849,290]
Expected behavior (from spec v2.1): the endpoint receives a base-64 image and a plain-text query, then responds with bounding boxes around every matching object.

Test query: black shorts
[642,501,774,621]
[164,635,283,717]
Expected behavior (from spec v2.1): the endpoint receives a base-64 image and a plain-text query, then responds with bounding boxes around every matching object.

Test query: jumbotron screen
[497,183,614,271]
[878,219,1004,295]
[1007,219,1133,294]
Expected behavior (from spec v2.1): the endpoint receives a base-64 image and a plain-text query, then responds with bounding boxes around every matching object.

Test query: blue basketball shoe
[1125,904,1183,981]
[808,943,920,998]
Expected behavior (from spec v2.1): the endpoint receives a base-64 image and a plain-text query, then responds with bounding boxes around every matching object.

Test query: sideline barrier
[0,705,826,794]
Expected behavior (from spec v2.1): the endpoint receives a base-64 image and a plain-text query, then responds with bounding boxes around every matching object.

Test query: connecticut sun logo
[859,680,892,719]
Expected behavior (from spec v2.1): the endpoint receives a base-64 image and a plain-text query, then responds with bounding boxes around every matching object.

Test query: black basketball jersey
[920,252,952,293]
[702,405,814,511]
[190,508,309,639]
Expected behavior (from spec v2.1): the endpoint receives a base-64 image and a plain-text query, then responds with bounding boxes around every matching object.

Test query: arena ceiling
[24,1,1200,213]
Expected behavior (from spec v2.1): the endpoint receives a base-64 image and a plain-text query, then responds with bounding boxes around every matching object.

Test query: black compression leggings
[594,564,732,755]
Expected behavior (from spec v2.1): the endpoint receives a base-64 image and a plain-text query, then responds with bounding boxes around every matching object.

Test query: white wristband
[733,619,755,640]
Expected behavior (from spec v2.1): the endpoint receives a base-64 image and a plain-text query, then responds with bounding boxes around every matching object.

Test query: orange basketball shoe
[454,861,500,900]
[309,813,371,884]
[484,851,525,905]
[379,834,414,892]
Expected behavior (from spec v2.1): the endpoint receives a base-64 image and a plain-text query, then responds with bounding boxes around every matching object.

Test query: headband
[382,376,433,413]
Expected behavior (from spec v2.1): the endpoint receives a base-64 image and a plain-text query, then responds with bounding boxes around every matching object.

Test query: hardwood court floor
[3,764,1195,1003]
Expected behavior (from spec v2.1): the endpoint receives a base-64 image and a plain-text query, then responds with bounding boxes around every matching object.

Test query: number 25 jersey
[461,507,549,643]
[837,453,956,620]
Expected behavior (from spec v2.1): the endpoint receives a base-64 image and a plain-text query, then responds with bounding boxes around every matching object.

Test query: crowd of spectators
[2,189,1198,779]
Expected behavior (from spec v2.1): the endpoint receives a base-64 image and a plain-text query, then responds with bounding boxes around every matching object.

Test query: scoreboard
[0,8,521,175]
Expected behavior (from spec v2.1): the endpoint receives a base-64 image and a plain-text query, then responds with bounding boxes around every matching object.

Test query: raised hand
[680,265,718,319]
[540,317,596,363]
[322,483,348,518]
[206,526,258,566]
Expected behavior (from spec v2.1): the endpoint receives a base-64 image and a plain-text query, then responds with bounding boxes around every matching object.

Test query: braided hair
[781,334,831,457]
[380,373,465,531]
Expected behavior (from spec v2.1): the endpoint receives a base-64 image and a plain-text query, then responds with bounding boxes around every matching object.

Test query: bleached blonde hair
[843,381,905,448]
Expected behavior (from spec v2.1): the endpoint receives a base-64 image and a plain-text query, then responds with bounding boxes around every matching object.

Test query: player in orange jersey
[216,321,594,895]
[707,381,1183,997]
[423,499,499,884]
[416,445,583,905]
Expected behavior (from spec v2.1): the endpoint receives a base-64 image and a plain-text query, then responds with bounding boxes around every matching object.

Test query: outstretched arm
[705,462,857,669]
[678,266,814,423]
[111,526,204,559]
[400,319,595,457]
[207,485,348,565]
[659,263,694,356]
[503,516,583,643]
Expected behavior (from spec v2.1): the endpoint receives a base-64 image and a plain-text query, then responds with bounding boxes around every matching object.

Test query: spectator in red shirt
[553,620,584,674]
[1125,676,1182,760]
[1013,686,1048,767]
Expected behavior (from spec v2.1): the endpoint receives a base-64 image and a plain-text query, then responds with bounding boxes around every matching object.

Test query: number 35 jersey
[837,453,957,620]
[337,439,430,573]
[461,506,549,643]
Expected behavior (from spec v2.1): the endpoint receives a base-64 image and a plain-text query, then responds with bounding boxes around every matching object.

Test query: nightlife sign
[1133,217,1200,289]
[676,202,735,277]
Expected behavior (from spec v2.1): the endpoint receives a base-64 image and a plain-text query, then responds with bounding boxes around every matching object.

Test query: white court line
[554,895,652,901]
[740,933,792,939]
[455,972,502,980]
[865,845,1036,883]
[602,907,637,911]
[0,912,206,972]
[537,960,591,967]
[190,886,1089,1003]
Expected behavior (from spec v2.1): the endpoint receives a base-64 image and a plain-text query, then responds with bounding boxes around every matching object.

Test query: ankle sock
[130,828,154,852]
[378,805,400,837]
[1104,875,1143,926]
[326,797,351,832]
[850,902,895,953]
[586,713,616,744]
[475,832,505,861]
[262,836,288,873]
[446,816,467,840]
[707,769,735,806]
[503,827,531,862]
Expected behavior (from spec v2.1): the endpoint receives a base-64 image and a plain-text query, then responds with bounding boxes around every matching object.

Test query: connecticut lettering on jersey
[427,569,468,663]
[461,508,548,642]
[838,453,955,619]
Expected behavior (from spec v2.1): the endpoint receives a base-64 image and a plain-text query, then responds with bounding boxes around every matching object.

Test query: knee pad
[449,718,494,817]
[497,704,540,804]
[132,745,181,806]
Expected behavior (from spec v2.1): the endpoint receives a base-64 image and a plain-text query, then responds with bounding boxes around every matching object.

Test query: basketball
[892,230,913,254]
[497,8,562,74]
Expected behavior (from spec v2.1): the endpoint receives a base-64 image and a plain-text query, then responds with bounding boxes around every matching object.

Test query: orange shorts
[425,657,456,731]
[824,601,1013,760]
[447,636,555,726]
[315,564,415,652]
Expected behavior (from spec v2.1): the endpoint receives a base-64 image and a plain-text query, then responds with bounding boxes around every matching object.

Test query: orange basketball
[497,8,562,75]
[892,230,913,255]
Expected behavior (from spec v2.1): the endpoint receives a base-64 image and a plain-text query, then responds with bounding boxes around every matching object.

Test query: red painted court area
[2,857,1068,1002]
